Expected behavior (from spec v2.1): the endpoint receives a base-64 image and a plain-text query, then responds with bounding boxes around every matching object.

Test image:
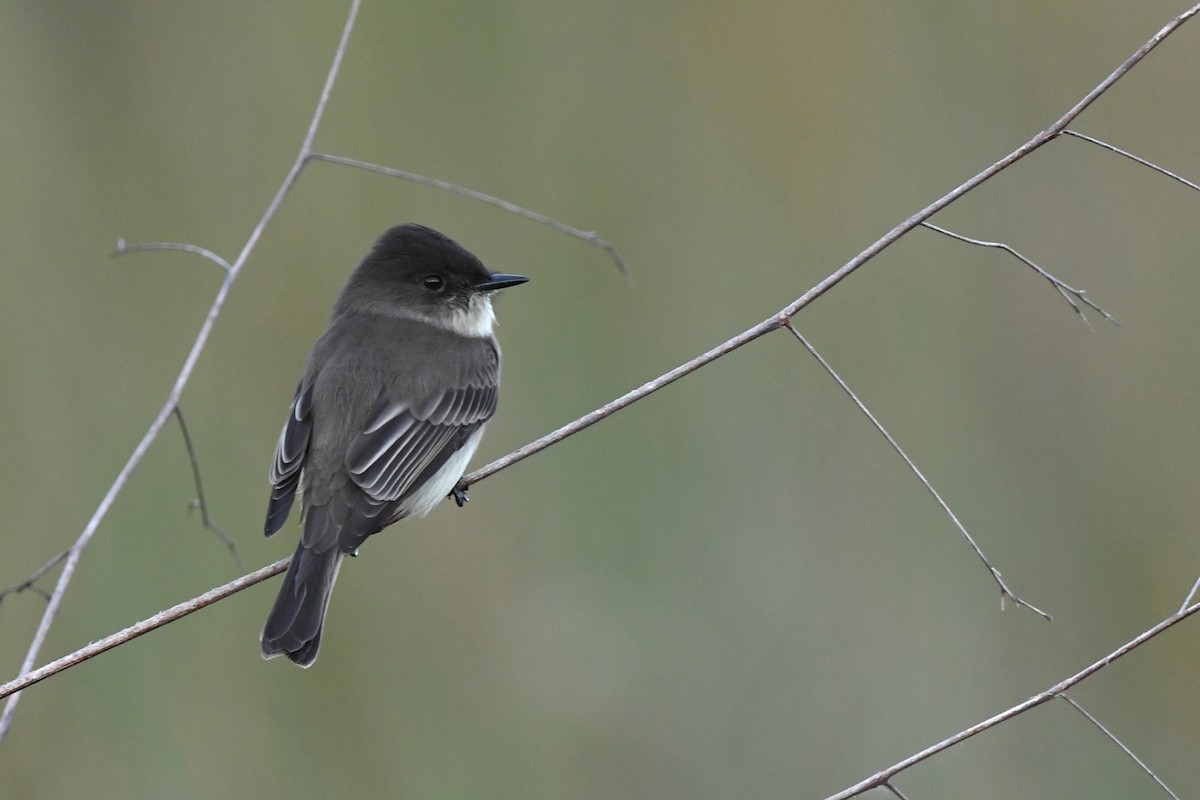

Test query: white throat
[408,294,496,338]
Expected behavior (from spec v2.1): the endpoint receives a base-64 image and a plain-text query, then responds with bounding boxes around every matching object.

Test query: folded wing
[347,383,498,505]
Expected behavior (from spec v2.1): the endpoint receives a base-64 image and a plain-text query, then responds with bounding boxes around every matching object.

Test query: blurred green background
[2,1,1199,797]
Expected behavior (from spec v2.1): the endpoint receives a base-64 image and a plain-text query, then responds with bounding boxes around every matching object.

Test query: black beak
[475,273,529,291]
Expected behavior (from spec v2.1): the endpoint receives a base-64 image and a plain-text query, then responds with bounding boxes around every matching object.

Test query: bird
[260,223,528,667]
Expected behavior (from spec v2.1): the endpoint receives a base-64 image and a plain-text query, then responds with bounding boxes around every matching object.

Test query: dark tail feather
[261,544,343,668]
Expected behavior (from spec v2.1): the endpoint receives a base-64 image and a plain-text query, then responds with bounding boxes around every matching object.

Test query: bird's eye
[423,274,445,292]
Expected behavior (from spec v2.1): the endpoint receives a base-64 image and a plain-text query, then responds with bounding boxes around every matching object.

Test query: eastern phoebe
[260,223,527,667]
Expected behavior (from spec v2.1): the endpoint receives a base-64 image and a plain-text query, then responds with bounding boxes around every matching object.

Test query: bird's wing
[345,382,497,504]
[265,383,315,536]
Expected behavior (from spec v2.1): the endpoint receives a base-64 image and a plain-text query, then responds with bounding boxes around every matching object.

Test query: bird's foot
[450,485,469,508]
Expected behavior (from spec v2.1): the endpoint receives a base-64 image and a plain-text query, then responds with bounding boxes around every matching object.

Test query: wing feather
[265,384,314,537]
[345,383,497,504]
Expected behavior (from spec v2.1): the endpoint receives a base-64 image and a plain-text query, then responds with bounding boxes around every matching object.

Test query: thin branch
[0,0,362,745]
[883,782,913,800]
[1059,693,1180,800]
[0,552,69,607]
[113,240,233,272]
[920,222,1118,328]
[0,559,289,701]
[1063,130,1200,194]
[785,322,1049,619]
[308,152,629,276]
[459,321,775,489]
[172,407,241,568]
[823,602,1200,800]
[1180,574,1200,613]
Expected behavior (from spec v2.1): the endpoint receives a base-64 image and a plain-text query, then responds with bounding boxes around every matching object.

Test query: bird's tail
[261,544,343,668]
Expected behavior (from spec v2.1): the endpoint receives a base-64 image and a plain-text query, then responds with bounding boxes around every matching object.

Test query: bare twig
[883,782,913,800]
[113,240,233,272]
[823,602,1200,800]
[1180,574,1200,612]
[0,0,363,745]
[0,559,289,701]
[308,152,629,276]
[460,321,772,489]
[0,552,69,607]
[172,407,241,568]
[920,222,1118,328]
[1063,130,1200,194]
[1059,693,1180,800]
[785,322,1050,618]
[773,2,1200,326]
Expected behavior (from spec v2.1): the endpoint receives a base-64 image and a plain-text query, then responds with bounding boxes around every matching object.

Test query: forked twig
[0,551,69,607]
[921,222,1118,329]
[172,407,241,568]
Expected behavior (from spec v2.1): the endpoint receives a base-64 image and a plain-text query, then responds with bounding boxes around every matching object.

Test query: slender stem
[785,322,1049,618]
[1060,694,1180,800]
[1064,130,1200,194]
[308,152,629,276]
[0,551,69,605]
[461,321,776,487]
[0,0,362,745]
[173,407,241,567]
[113,240,232,272]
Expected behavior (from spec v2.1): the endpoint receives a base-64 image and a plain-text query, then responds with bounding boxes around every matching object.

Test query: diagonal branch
[0,559,289,700]
[1063,130,1200,194]
[823,601,1200,800]
[1059,694,1180,800]
[785,322,1049,618]
[0,0,363,745]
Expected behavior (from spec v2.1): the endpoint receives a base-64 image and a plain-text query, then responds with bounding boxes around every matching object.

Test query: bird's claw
[450,485,469,507]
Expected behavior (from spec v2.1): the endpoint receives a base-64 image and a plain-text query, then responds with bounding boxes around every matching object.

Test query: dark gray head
[334,223,528,336]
